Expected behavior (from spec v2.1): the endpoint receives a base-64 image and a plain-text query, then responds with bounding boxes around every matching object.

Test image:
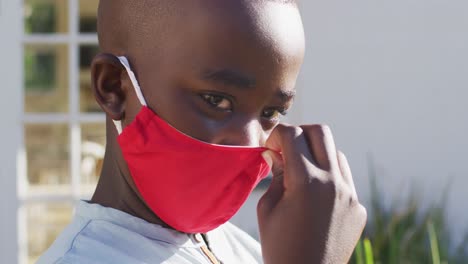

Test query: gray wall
[0,1,21,263]
[233,0,468,245]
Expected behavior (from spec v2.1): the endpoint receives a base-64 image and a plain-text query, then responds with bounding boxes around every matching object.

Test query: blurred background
[0,0,466,263]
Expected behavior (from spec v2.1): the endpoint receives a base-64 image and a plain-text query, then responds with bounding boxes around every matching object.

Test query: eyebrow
[201,68,296,102]
[201,68,256,88]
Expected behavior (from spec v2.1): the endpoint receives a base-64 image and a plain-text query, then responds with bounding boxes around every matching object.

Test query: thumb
[262,150,284,177]
[258,150,284,216]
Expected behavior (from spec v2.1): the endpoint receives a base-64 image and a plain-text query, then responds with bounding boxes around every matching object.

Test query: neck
[90,140,173,230]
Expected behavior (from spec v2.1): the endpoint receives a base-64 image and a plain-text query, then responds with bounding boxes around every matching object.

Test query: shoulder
[37,212,205,264]
[38,201,218,264]
[36,215,91,264]
[37,218,174,264]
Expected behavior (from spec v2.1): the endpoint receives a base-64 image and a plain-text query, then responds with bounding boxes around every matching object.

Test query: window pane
[24,44,69,113]
[79,45,101,112]
[81,123,106,196]
[25,124,70,194]
[24,0,68,34]
[26,202,73,264]
[79,0,99,33]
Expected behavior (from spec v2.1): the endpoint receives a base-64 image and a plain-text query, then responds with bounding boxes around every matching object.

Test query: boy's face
[122,1,305,146]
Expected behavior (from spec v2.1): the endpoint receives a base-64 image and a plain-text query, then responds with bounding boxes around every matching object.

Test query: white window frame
[1,1,103,263]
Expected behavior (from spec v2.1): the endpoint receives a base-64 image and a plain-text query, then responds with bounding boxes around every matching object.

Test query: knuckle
[316,124,332,137]
[275,124,302,139]
[357,204,368,227]
[359,204,367,218]
[301,124,332,138]
[319,124,331,133]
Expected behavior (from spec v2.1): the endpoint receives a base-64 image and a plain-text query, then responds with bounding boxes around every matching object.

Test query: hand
[257,124,367,264]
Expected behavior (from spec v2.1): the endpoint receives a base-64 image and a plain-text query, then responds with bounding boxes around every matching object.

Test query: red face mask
[114,56,271,233]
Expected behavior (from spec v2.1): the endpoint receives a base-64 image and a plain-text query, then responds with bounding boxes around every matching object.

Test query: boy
[38,0,366,263]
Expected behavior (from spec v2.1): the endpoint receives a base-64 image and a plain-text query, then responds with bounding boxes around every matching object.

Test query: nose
[213,118,267,147]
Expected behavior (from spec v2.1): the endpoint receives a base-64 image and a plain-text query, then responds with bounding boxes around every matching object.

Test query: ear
[91,53,127,120]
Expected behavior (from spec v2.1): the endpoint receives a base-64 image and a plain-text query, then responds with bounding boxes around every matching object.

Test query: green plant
[355,238,375,264]
[25,50,56,91]
[25,3,56,34]
[350,158,468,264]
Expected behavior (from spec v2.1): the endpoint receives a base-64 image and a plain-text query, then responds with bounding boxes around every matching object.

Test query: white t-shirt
[37,201,263,264]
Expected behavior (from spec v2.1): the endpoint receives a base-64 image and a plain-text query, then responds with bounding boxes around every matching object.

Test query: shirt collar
[75,200,203,248]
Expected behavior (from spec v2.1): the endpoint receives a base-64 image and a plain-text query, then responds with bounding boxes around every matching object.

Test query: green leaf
[427,220,441,264]
[364,238,375,264]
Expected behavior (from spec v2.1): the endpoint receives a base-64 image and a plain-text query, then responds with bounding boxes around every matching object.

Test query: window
[20,1,102,263]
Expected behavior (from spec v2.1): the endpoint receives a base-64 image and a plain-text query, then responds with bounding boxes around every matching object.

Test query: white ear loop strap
[113,56,148,135]
[117,56,147,106]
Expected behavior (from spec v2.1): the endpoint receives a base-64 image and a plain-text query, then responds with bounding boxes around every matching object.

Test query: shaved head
[97,0,298,57]
[98,1,176,54]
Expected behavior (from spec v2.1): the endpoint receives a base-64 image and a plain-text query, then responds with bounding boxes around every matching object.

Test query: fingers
[264,123,356,198]
[264,124,319,187]
[264,124,312,163]
[262,150,284,178]
[300,124,339,173]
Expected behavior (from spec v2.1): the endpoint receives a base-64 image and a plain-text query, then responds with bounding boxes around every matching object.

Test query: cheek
[151,86,223,143]
[264,122,278,137]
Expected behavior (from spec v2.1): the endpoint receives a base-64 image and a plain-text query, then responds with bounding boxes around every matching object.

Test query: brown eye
[201,94,232,111]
